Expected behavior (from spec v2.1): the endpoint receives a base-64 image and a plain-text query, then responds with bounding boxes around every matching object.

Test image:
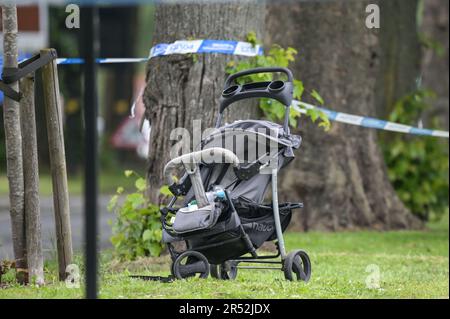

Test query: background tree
[378,0,449,221]
[266,0,421,230]
[419,0,449,130]
[1,3,27,283]
[144,1,265,201]
[375,0,421,118]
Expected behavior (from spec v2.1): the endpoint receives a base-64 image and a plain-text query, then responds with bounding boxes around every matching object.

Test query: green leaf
[318,121,331,132]
[310,90,324,105]
[124,170,134,178]
[110,233,125,248]
[306,108,320,123]
[135,178,146,191]
[293,80,304,100]
[159,185,173,196]
[142,229,152,242]
[136,246,145,257]
[138,208,152,216]
[227,60,235,68]
[148,243,162,257]
[288,117,298,128]
[318,111,331,131]
[246,31,259,46]
[126,193,145,209]
[108,195,118,212]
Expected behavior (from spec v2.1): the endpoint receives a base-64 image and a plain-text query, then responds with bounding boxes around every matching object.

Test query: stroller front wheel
[172,251,210,280]
[210,261,238,280]
[283,250,311,282]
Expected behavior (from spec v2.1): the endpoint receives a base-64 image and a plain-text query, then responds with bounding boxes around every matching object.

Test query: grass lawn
[0,215,448,299]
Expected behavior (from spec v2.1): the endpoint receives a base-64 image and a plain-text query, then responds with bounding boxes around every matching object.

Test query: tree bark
[1,4,27,283]
[41,49,73,280]
[20,74,44,286]
[420,0,449,130]
[266,0,422,231]
[144,1,265,201]
[375,0,421,118]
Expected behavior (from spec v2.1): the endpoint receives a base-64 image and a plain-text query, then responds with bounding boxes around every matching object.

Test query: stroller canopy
[200,119,301,159]
[186,119,302,204]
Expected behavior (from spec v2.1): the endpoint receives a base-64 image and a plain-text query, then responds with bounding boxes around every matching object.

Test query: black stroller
[160,67,311,282]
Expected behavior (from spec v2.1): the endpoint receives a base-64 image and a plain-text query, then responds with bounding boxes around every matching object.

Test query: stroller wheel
[210,261,238,280]
[172,251,210,280]
[283,250,311,282]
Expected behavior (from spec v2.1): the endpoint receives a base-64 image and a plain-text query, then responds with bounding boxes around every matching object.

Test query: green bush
[108,170,167,260]
[226,32,330,130]
[382,90,449,221]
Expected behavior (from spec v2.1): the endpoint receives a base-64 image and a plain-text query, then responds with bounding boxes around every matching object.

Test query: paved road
[0,195,113,259]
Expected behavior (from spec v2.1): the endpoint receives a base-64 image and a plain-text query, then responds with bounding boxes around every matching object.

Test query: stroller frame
[215,168,288,274]
[160,67,311,282]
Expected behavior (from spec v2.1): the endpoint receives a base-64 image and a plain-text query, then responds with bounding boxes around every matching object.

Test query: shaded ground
[0,215,448,299]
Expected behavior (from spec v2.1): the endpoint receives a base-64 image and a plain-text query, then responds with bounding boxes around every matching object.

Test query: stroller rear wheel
[210,261,238,280]
[283,250,311,282]
[172,251,210,280]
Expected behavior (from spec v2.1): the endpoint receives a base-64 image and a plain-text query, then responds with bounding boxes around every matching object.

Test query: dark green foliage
[383,90,449,221]
[108,170,166,260]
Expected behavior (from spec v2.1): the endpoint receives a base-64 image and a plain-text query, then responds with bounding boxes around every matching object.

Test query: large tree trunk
[420,0,449,130]
[1,4,27,283]
[375,0,421,118]
[144,1,265,201]
[266,0,422,231]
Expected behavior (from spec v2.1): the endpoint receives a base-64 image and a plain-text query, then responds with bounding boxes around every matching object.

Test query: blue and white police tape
[54,39,263,65]
[3,39,448,139]
[55,58,149,64]
[149,39,263,58]
[292,101,449,138]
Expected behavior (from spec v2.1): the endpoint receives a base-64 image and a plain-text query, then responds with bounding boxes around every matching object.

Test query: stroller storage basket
[234,197,301,248]
[188,228,252,264]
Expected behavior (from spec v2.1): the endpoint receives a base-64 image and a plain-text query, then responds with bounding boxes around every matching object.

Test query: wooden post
[20,74,44,286]
[40,48,73,280]
[1,3,27,284]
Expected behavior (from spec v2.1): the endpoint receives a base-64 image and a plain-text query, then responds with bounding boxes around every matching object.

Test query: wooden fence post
[40,48,73,280]
[20,73,44,286]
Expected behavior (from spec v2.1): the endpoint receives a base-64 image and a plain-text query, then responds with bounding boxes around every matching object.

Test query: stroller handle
[224,67,293,87]
[216,67,293,133]
[164,147,240,186]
